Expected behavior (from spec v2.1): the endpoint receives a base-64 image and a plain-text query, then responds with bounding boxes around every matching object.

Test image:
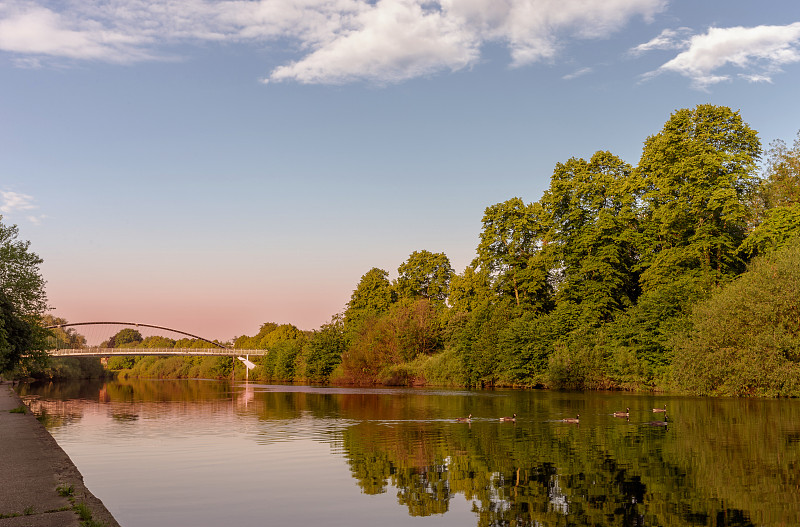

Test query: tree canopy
[0,217,48,373]
[636,105,761,292]
[0,218,47,316]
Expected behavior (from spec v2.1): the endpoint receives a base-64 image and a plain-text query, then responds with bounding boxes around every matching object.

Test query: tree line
[2,104,799,394]
[317,104,800,394]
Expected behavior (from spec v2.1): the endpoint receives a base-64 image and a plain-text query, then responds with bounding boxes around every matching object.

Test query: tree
[672,237,800,396]
[260,323,303,348]
[0,292,34,372]
[41,315,87,349]
[0,218,48,373]
[304,314,345,381]
[741,129,800,259]
[739,203,800,258]
[540,151,641,323]
[474,198,550,309]
[759,130,800,210]
[343,268,396,341]
[395,250,454,303]
[0,218,47,316]
[636,105,761,292]
[102,328,143,348]
[448,265,493,313]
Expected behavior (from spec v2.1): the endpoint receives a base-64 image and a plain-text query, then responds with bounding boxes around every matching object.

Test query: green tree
[540,151,640,323]
[41,315,87,349]
[636,105,761,292]
[0,292,34,372]
[344,267,396,341]
[141,335,177,348]
[395,250,454,303]
[0,218,48,316]
[739,203,800,258]
[0,218,48,373]
[303,314,345,381]
[474,198,550,309]
[672,237,800,396]
[447,265,493,313]
[259,323,303,349]
[759,130,800,210]
[103,328,144,348]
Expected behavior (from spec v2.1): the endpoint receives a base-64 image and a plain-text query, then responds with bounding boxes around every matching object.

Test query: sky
[2,0,800,342]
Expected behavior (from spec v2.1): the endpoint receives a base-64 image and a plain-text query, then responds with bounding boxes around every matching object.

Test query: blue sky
[2,0,800,341]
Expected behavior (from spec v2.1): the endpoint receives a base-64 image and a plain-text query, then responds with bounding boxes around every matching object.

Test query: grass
[9,405,26,414]
[57,483,74,497]
[74,502,92,521]
[75,502,106,527]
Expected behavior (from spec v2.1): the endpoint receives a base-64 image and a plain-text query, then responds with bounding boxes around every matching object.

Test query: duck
[613,408,630,418]
[652,404,667,413]
[561,415,580,424]
[499,413,516,422]
[456,414,472,423]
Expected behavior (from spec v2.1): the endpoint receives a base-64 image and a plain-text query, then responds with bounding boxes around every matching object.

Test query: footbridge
[45,321,266,358]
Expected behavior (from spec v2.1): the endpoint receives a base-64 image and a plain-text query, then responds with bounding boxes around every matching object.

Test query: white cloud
[1,190,35,213]
[268,0,480,84]
[639,23,800,89]
[0,0,667,83]
[1,191,46,224]
[0,3,155,62]
[629,27,691,55]
[562,66,592,80]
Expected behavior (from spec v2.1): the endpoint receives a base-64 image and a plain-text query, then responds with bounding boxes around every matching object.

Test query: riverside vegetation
[3,104,800,396]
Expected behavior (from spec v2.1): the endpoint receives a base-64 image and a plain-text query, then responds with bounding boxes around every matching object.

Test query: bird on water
[500,413,516,422]
[613,408,630,418]
[653,405,667,413]
[456,414,472,422]
[561,415,580,424]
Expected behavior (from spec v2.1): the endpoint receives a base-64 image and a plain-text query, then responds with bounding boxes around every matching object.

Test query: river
[15,379,800,526]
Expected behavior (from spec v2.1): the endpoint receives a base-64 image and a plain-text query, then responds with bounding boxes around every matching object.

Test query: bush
[672,237,800,396]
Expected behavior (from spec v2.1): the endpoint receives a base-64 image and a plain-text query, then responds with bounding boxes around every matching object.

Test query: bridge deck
[50,348,266,357]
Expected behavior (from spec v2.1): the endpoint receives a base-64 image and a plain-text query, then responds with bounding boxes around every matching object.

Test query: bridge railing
[50,348,267,357]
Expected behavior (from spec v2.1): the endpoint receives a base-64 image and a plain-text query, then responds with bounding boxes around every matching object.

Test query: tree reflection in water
[18,380,800,527]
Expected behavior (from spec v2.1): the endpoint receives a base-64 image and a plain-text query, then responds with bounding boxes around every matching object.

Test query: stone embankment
[0,382,120,527]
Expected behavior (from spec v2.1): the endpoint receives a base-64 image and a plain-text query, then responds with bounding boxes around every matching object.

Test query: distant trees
[102,328,144,348]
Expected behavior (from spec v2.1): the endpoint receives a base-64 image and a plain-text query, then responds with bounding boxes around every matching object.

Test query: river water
[15,379,800,526]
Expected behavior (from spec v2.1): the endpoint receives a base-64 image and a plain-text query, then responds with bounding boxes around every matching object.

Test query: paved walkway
[0,382,120,527]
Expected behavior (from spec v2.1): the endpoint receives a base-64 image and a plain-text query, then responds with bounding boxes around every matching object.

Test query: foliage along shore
[3,104,800,396]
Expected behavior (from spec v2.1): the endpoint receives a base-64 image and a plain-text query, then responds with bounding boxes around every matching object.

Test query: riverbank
[0,382,120,527]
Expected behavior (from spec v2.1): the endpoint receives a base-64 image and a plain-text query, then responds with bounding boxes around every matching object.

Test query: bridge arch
[44,322,266,358]
[45,321,229,349]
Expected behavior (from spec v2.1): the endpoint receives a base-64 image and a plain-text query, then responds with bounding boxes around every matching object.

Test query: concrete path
[0,382,120,527]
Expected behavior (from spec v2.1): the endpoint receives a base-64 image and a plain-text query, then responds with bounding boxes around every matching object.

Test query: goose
[456,414,472,423]
[499,413,516,422]
[613,408,630,418]
[561,415,580,424]
[652,405,667,413]
[648,415,668,427]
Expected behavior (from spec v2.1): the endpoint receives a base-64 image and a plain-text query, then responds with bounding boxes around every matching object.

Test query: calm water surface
[16,379,800,526]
